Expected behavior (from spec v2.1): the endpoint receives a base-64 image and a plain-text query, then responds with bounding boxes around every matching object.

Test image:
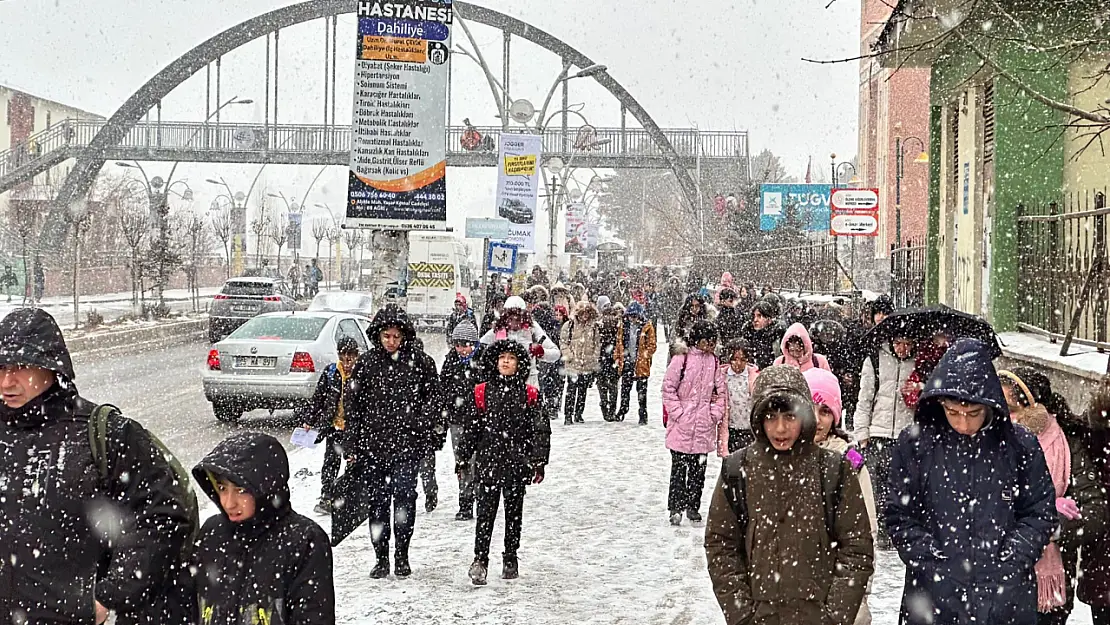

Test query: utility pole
[548,174,560,272]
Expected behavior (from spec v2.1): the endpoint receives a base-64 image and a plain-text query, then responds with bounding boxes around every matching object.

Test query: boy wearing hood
[193,432,334,625]
[0,308,196,625]
[705,365,874,625]
[886,339,1057,625]
[458,340,551,585]
[617,301,657,424]
[440,320,486,521]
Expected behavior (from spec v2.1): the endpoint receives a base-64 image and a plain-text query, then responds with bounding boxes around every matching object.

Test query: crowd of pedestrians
[4,262,1110,625]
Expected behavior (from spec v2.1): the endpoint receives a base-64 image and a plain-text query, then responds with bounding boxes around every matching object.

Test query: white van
[406,232,473,330]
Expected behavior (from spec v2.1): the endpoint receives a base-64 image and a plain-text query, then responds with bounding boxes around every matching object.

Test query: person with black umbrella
[332,305,439,579]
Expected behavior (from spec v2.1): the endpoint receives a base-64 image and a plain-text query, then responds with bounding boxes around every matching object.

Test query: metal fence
[1016,189,1110,348]
[693,240,839,293]
[890,237,926,309]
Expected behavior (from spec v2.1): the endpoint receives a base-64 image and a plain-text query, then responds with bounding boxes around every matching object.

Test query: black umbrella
[861,304,1002,359]
[328,462,374,547]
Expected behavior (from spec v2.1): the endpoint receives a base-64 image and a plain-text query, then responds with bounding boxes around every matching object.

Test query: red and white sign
[830,187,880,237]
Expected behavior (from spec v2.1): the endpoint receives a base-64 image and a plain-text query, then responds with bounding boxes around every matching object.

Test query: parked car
[208,277,296,342]
[498,198,534,225]
[202,311,372,423]
[307,291,375,318]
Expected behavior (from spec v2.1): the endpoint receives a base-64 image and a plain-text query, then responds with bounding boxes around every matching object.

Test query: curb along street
[67,318,208,359]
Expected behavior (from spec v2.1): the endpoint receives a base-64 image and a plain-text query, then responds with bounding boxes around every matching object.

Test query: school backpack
[89,404,200,625]
[474,382,539,411]
[724,446,852,541]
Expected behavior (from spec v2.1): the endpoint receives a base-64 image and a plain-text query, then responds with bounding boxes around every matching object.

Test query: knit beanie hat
[450,320,480,344]
[803,368,843,426]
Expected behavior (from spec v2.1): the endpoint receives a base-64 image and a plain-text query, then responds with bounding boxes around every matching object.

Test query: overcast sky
[0,0,861,248]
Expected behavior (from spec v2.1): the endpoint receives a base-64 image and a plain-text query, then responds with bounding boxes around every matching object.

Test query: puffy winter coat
[344,307,440,461]
[853,345,915,441]
[598,313,624,379]
[886,339,1057,625]
[459,341,552,485]
[662,346,727,455]
[1051,430,1107,612]
[742,321,784,371]
[773,322,831,372]
[298,363,348,432]
[479,323,560,384]
[439,348,486,427]
[560,314,602,375]
[0,309,194,625]
[715,304,746,348]
[192,433,333,625]
[622,316,657,378]
[705,365,873,625]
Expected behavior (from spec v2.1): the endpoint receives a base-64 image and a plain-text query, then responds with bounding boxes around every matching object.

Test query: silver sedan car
[202,311,371,423]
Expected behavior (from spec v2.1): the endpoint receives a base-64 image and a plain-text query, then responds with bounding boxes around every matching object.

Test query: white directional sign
[830,187,880,237]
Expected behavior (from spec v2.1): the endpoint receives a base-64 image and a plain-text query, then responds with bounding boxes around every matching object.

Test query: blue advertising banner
[346,0,453,231]
[759,184,832,231]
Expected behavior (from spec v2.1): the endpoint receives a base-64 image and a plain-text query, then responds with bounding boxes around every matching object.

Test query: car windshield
[228,316,328,341]
[222,281,275,297]
[308,292,373,312]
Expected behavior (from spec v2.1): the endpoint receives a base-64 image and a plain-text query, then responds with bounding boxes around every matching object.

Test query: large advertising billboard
[346,0,452,230]
[494,133,542,253]
[759,184,832,232]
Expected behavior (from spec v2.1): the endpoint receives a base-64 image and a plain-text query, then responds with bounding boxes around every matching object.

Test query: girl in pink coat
[662,320,728,526]
[773,322,832,372]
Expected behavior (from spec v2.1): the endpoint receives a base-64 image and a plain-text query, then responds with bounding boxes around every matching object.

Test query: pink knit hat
[803,368,842,426]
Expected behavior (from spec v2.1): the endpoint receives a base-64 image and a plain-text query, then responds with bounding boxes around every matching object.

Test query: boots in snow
[686,509,702,523]
[425,492,438,513]
[469,558,489,586]
[370,553,390,579]
[313,497,332,515]
[564,414,574,426]
[394,548,412,578]
[574,413,585,423]
[669,511,682,526]
[455,507,474,521]
[638,416,648,425]
[502,555,519,580]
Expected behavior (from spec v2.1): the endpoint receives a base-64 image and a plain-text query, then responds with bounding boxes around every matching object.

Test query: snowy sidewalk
[277,347,1094,625]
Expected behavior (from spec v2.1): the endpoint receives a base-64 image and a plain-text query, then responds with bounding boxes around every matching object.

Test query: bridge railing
[0,118,750,185]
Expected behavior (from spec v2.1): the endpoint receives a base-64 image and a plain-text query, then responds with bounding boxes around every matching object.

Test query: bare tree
[267,213,289,278]
[311,218,328,262]
[118,205,149,308]
[343,229,363,290]
[182,215,211,312]
[11,200,38,305]
[65,206,92,330]
[325,226,343,290]
[250,205,272,271]
[210,207,232,279]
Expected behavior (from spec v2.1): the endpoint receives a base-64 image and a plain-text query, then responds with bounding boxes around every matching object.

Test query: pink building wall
[858,0,931,253]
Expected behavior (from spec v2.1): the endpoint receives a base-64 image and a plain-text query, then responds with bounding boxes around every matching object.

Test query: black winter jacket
[0,308,195,625]
[298,363,347,434]
[886,339,1057,625]
[439,347,486,427]
[458,341,552,485]
[714,304,745,349]
[192,432,333,625]
[344,307,440,461]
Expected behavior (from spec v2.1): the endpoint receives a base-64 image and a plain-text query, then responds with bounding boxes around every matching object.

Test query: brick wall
[39,264,229,298]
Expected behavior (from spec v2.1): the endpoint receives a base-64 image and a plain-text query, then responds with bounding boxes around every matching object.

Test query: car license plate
[231,305,258,313]
[235,356,276,369]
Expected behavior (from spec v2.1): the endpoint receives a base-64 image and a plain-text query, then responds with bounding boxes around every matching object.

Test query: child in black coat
[192,432,334,625]
[440,320,486,520]
[458,339,552,585]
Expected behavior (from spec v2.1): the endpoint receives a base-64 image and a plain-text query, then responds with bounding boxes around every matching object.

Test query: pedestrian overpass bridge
[0,119,749,194]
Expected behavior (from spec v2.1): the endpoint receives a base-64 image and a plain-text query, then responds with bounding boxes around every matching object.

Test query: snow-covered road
[278,346,1095,625]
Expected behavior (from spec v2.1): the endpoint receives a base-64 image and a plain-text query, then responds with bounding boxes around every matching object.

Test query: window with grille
[983,81,995,164]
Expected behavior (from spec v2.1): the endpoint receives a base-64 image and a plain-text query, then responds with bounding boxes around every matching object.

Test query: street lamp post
[893,136,929,248]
